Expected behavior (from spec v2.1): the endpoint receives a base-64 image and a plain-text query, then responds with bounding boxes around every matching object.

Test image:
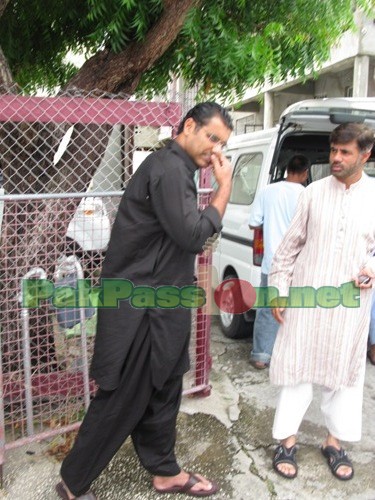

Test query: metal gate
[0,89,214,481]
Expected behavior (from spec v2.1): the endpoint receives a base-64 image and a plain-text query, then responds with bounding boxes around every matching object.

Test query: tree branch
[0,0,10,19]
[65,0,203,94]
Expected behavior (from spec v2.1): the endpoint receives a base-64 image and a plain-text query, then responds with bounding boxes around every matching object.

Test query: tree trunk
[0,0,10,20]
[0,45,14,87]
[65,0,202,94]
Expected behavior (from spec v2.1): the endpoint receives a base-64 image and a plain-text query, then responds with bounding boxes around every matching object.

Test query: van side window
[230,153,262,205]
[310,163,331,181]
[364,161,375,178]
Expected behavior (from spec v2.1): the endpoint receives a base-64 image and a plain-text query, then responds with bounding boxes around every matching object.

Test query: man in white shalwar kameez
[269,123,375,481]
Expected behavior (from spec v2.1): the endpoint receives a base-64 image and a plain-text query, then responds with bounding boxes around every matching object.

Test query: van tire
[218,274,251,339]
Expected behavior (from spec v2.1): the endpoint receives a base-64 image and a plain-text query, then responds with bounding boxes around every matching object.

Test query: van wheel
[218,274,251,339]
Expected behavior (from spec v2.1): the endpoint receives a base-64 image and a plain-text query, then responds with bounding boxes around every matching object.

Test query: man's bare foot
[250,360,269,370]
[153,470,218,495]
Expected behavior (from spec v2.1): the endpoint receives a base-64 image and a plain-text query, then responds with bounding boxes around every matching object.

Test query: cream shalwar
[268,174,375,391]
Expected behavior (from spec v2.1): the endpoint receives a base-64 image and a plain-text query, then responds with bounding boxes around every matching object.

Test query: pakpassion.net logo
[22,277,362,311]
[22,278,206,309]
[213,277,362,313]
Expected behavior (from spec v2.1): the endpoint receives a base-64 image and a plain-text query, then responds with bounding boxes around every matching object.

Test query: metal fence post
[54,255,91,410]
[0,336,5,486]
[70,256,91,411]
[19,267,47,436]
[194,170,214,396]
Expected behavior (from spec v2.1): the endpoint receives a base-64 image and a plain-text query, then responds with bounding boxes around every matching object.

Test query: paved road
[1,317,375,499]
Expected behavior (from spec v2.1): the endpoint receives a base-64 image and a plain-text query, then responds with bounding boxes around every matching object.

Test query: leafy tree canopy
[1,0,374,100]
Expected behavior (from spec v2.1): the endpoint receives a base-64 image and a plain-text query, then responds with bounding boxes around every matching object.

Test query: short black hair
[177,101,233,134]
[330,122,375,153]
[287,154,310,174]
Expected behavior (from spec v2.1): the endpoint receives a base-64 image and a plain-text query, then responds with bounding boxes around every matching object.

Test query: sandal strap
[180,474,200,493]
[273,444,297,467]
[322,446,353,472]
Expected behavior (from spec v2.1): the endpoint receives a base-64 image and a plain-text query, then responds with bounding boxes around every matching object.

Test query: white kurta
[268,174,375,390]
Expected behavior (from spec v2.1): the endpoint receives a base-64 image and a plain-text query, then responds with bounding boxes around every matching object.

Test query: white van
[213,98,375,338]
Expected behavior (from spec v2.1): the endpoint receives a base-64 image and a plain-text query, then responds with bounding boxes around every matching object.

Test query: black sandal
[273,444,298,479]
[321,446,354,481]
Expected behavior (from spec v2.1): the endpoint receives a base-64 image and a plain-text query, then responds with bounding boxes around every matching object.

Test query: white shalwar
[268,174,375,391]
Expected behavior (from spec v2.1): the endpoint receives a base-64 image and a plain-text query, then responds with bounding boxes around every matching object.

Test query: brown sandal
[55,481,97,500]
[153,473,218,497]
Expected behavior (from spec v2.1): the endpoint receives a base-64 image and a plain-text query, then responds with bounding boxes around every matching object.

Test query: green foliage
[0,0,164,90]
[0,0,95,90]
[138,0,373,101]
[87,0,163,51]
[1,0,374,99]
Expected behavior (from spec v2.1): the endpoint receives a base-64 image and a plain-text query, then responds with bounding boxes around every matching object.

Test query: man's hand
[272,307,285,324]
[270,296,288,324]
[354,266,375,288]
[211,150,232,187]
[209,150,233,218]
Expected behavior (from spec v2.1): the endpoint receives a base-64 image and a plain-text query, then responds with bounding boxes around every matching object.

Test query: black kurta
[90,140,221,391]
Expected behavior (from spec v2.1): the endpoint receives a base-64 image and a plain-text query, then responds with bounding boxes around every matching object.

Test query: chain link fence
[0,86,214,478]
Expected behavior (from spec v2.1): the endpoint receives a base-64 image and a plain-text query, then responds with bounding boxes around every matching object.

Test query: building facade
[230,11,375,134]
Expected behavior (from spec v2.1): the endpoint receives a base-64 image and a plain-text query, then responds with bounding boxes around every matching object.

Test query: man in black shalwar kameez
[56,102,233,499]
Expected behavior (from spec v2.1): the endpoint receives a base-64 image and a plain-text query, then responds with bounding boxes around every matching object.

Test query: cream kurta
[268,174,375,390]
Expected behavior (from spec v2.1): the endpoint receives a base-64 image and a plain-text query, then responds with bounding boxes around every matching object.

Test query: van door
[269,98,375,184]
[213,150,265,337]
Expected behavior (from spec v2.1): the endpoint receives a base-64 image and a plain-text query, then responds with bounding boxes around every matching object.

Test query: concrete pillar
[353,55,370,97]
[263,91,274,129]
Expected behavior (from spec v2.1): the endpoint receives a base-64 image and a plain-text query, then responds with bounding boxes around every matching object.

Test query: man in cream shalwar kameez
[269,122,375,481]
